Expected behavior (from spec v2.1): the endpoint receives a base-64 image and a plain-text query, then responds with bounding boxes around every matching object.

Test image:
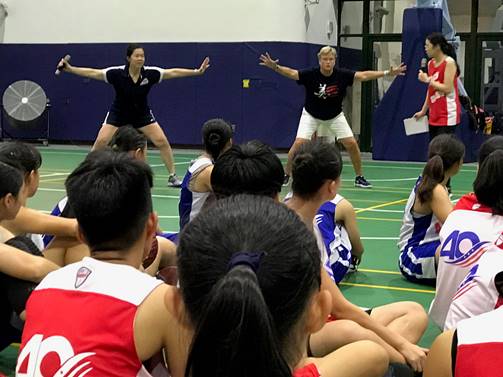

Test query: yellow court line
[355,198,408,214]
[339,282,435,294]
[357,216,402,223]
[358,268,402,276]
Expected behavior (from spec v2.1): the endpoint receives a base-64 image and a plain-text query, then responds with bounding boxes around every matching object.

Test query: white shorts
[296,108,354,140]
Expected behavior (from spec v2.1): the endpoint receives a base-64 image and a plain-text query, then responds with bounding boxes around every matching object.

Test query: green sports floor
[0,146,478,376]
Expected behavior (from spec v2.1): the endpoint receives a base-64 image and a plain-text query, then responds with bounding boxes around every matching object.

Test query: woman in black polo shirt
[260,46,405,189]
[57,44,210,187]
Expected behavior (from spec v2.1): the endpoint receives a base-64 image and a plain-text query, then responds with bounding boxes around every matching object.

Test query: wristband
[383,70,390,76]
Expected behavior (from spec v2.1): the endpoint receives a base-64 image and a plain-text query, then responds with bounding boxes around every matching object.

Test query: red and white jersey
[427,57,460,126]
[445,245,503,329]
[429,193,503,329]
[17,257,163,377]
[455,306,503,377]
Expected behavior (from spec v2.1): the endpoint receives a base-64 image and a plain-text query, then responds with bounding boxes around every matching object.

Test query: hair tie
[227,251,265,274]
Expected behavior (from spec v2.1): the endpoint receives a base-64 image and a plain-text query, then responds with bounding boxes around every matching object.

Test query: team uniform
[314,195,353,283]
[444,244,503,329]
[427,57,461,139]
[453,306,503,377]
[429,193,503,329]
[41,197,71,248]
[296,67,355,140]
[102,65,164,128]
[17,257,163,377]
[293,364,320,377]
[397,177,442,285]
[178,156,213,229]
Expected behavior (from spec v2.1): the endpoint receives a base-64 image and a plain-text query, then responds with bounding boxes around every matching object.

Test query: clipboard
[403,116,429,136]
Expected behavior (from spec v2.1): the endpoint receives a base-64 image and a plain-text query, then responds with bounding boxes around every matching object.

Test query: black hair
[65,150,153,252]
[426,32,460,76]
[291,140,343,200]
[211,141,284,199]
[178,195,321,377]
[126,43,144,58]
[473,150,503,215]
[0,141,42,175]
[478,135,503,165]
[108,126,147,153]
[417,134,465,203]
[201,118,233,160]
[0,161,23,199]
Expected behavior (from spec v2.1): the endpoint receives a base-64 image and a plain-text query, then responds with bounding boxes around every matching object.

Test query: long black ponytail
[417,134,465,203]
[427,32,460,76]
[178,195,321,377]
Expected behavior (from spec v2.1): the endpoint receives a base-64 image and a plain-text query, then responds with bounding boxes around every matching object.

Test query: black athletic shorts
[0,236,42,350]
[103,109,156,129]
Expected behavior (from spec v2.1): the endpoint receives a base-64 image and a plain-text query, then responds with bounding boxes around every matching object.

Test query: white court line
[40,173,68,178]
[150,161,189,168]
[157,215,179,219]
[363,177,418,182]
[361,237,399,240]
[37,187,179,199]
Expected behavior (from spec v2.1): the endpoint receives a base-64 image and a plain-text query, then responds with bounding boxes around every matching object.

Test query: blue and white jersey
[178,157,213,230]
[42,196,69,247]
[398,176,442,281]
[314,195,352,283]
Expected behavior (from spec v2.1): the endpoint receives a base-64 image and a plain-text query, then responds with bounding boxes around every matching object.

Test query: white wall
[2,0,311,43]
[305,0,338,46]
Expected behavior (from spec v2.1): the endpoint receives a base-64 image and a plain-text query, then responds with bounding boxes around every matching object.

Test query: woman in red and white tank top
[414,32,461,141]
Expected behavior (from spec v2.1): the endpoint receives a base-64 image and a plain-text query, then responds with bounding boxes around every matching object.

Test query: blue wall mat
[371,7,485,162]
[2,42,345,148]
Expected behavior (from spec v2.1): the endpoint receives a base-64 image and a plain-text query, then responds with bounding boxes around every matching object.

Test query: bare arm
[322,269,428,371]
[423,330,454,377]
[2,207,78,238]
[336,200,364,258]
[163,57,210,80]
[259,52,299,81]
[418,59,456,95]
[414,91,430,119]
[0,243,58,282]
[355,63,406,82]
[430,185,453,224]
[57,57,105,81]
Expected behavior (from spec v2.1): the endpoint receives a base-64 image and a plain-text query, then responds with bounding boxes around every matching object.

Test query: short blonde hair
[317,46,337,59]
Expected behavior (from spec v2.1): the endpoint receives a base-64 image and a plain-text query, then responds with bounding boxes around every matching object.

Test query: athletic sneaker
[355,176,372,188]
[167,173,182,188]
[283,174,290,186]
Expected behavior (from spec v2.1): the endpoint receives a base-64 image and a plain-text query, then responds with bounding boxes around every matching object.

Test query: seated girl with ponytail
[398,134,465,285]
[288,140,429,374]
[178,118,233,229]
[43,126,177,274]
[176,194,389,377]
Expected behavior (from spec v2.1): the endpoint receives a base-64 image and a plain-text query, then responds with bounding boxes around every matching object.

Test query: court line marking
[355,199,408,214]
[37,187,179,199]
[358,268,402,275]
[357,216,402,223]
[339,282,435,294]
[40,173,68,178]
[361,236,399,240]
[355,208,403,213]
[364,177,418,182]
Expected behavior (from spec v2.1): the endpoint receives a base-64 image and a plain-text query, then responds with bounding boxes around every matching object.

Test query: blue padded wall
[1,42,327,148]
[371,7,486,162]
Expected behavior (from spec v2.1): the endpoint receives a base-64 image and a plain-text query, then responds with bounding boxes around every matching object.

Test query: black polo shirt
[297,67,355,120]
[103,65,163,118]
